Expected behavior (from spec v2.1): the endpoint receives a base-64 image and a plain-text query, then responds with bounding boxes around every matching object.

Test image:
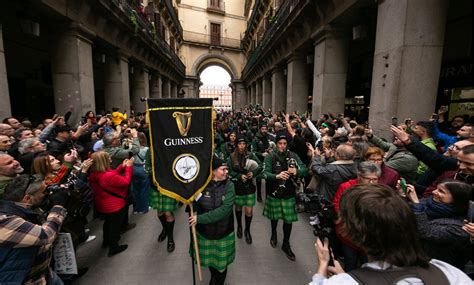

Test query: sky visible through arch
[200,65,231,87]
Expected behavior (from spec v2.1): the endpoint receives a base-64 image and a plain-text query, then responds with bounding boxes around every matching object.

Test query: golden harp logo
[172,112,192,136]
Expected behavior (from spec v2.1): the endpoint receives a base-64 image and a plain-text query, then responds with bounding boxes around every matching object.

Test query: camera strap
[101,188,126,200]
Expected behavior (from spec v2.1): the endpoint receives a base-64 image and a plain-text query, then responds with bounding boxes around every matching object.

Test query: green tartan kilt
[235,193,256,207]
[190,232,235,271]
[149,189,178,212]
[263,196,298,223]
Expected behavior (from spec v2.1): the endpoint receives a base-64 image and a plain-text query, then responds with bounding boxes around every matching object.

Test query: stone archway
[191,53,239,80]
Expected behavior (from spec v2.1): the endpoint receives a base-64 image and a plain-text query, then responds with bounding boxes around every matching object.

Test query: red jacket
[89,164,133,213]
[333,179,358,213]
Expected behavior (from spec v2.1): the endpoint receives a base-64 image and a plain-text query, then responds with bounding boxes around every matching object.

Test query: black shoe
[270,235,277,248]
[244,230,252,244]
[108,244,128,257]
[257,196,262,203]
[282,244,296,261]
[120,223,136,234]
[157,231,167,243]
[167,240,175,252]
[237,226,243,239]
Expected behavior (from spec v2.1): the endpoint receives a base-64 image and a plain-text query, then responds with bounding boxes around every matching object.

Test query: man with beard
[228,135,262,244]
[251,124,272,202]
[0,154,24,197]
[263,131,307,261]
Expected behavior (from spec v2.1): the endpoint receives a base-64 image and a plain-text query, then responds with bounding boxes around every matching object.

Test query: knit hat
[212,156,227,170]
[236,134,247,144]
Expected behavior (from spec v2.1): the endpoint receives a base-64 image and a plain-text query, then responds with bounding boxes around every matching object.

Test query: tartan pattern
[235,193,256,207]
[149,189,178,212]
[0,205,67,284]
[263,196,298,223]
[191,232,235,271]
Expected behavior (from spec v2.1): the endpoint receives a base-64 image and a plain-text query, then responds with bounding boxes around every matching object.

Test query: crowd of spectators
[0,103,473,284]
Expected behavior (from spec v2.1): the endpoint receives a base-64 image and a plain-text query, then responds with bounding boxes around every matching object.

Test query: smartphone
[391,117,398,126]
[88,151,92,159]
[400,178,407,194]
[128,152,134,159]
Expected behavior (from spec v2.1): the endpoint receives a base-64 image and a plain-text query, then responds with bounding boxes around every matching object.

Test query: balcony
[110,0,185,73]
[183,30,240,49]
[207,0,225,15]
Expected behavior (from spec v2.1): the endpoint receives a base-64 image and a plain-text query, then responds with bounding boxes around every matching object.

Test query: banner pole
[190,204,203,281]
[189,221,196,285]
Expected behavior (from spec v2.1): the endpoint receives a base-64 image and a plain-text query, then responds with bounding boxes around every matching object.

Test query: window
[210,23,221,46]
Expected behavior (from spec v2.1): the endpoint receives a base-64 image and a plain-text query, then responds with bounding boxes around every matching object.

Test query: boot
[282,243,296,261]
[108,244,128,257]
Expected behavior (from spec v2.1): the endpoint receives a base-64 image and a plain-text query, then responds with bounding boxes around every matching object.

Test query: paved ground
[74,198,318,285]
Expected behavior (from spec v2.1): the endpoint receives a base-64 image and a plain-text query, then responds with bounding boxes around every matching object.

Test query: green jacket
[104,137,140,169]
[369,135,419,183]
[0,176,14,198]
[227,152,262,181]
[417,138,436,176]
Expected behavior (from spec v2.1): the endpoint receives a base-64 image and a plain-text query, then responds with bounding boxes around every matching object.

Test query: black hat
[236,134,246,144]
[275,131,288,143]
[212,156,227,170]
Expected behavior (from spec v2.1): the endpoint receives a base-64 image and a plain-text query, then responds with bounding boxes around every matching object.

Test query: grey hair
[2,174,44,202]
[102,131,116,147]
[18,138,39,154]
[357,161,381,177]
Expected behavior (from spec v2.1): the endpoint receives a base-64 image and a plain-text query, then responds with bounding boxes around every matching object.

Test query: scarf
[425,196,457,219]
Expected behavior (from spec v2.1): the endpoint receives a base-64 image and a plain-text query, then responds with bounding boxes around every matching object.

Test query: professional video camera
[296,192,336,240]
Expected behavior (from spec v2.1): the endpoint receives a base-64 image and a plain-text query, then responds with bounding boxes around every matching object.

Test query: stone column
[162,78,171,98]
[170,81,177,98]
[182,77,197,98]
[272,67,286,112]
[369,0,448,139]
[256,79,263,106]
[247,87,251,106]
[312,27,349,120]
[150,73,162,99]
[104,53,130,113]
[232,80,246,109]
[130,66,149,113]
[51,26,96,125]
[286,55,308,114]
[251,82,257,105]
[262,75,272,111]
[0,24,11,119]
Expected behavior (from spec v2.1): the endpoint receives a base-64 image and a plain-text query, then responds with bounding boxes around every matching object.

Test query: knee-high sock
[245,215,252,232]
[166,221,175,241]
[209,267,227,285]
[235,210,242,228]
[271,220,278,237]
[283,222,292,245]
[158,214,166,233]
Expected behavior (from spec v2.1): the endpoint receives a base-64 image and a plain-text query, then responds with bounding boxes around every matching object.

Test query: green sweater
[417,138,436,175]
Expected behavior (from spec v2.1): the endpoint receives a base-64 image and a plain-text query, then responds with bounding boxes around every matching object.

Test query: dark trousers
[102,206,127,248]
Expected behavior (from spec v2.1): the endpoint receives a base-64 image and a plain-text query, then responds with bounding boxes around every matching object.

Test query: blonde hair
[91,151,111,172]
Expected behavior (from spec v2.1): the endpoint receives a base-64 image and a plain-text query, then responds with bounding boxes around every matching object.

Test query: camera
[296,192,336,240]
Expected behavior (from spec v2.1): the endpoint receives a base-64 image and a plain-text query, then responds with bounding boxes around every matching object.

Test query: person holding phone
[311,184,471,284]
[404,179,472,270]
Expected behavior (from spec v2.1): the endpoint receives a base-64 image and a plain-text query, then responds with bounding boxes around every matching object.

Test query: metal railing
[183,30,241,48]
[110,0,185,73]
[207,0,225,13]
[243,0,302,76]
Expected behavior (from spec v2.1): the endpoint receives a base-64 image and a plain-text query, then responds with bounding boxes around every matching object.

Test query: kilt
[235,193,256,207]
[263,196,298,223]
[149,189,178,212]
[191,232,235,271]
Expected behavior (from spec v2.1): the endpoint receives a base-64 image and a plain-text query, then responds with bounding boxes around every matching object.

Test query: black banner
[147,98,214,203]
